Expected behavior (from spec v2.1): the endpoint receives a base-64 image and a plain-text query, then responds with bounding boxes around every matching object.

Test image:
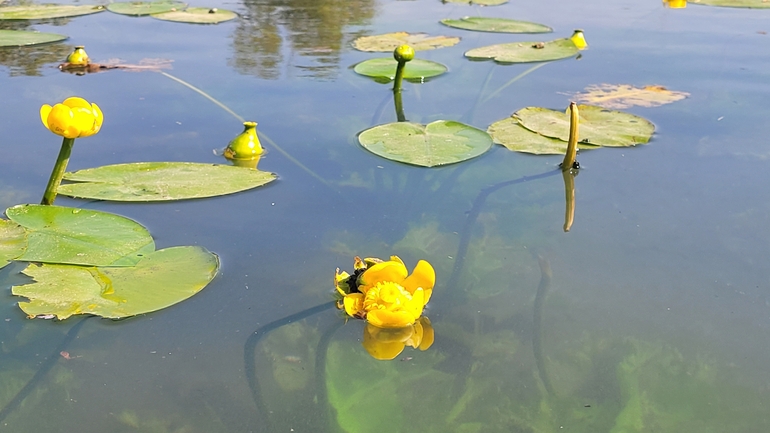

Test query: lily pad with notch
[0,219,27,270]
[440,17,552,34]
[353,32,460,52]
[358,120,492,167]
[465,37,579,63]
[151,7,237,24]
[354,58,447,83]
[59,162,277,202]
[0,4,105,20]
[5,204,155,267]
[0,29,67,47]
[107,1,187,16]
[12,246,219,320]
[514,105,655,147]
[488,117,600,155]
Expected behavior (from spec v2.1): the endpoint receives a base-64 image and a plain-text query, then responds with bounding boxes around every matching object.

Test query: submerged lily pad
[440,17,552,33]
[488,117,600,155]
[573,84,690,109]
[59,162,277,202]
[0,219,27,270]
[515,105,655,147]
[442,0,509,5]
[0,29,67,47]
[353,58,447,82]
[465,37,579,63]
[6,204,154,267]
[353,32,460,52]
[151,7,237,24]
[0,4,105,20]
[358,120,492,167]
[689,0,770,7]
[107,1,188,16]
[12,246,219,320]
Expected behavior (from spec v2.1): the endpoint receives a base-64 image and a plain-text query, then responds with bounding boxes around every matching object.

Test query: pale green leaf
[107,1,188,16]
[514,105,655,147]
[488,117,600,155]
[59,162,277,202]
[465,37,579,63]
[0,29,67,47]
[440,17,552,33]
[151,7,237,24]
[353,32,460,52]
[6,204,154,267]
[353,58,447,82]
[0,4,105,20]
[12,246,219,320]
[0,219,27,270]
[358,120,492,167]
[442,0,509,5]
[572,84,690,109]
[689,0,770,7]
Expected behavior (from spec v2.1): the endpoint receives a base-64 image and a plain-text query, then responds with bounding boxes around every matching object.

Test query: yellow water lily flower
[40,97,103,139]
[362,317,434,360]
[663,0,686,8]
[336,256,435,328]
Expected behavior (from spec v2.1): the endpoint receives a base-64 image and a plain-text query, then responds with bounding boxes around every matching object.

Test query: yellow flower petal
[417,316,434,351]
[40,97,102,138]
[406,321,423,349]
[359,259,408,288]
[62,97,90,109]
[367,309,416,328]
[40,104,52,130]
[404,287,425,319]
[401,260,435,301]
[362,324,407,360]
[343,293,364,318]
[47,104,79,139]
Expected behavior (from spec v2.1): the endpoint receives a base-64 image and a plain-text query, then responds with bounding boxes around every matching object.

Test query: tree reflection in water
[0,19,73,77]
[230,0,375,80]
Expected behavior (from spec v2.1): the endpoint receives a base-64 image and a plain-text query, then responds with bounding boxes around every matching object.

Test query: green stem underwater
[41,137,75,205]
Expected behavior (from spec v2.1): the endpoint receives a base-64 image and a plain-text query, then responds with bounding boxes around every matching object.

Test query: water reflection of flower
[335,255,435,328]
[362,316,434,360]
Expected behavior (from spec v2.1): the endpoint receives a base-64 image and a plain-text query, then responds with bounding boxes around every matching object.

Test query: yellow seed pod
[570,30,588,50]
[224,121,263,161]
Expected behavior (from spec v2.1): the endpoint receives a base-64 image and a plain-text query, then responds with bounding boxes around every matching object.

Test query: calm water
[2,0,770,431]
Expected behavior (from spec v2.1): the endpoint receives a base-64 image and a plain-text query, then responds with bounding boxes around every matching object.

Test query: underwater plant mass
[2,0,770,431]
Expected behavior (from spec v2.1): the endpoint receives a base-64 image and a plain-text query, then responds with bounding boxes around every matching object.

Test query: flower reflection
[362,316,434,360]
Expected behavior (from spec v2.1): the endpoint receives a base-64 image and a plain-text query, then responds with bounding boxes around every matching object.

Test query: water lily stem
[561,102,579,171]
[393,86,406,122]
[41,137,75,205]
[393,60,406,94]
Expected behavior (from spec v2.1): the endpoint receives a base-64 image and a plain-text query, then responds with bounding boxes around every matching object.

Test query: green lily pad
[12,246,219,320]
[353,32,460,52]
[0,4,105,20]
[440,17,552,33]
[358,120,493,167]
[465,37,579,63]
[689,0,770,7]
[106,1,188,16]
[353,58,447,82]
[5,204,154,267]
[151,7,237,24]
[0,29,67,47]
[514,105,655,147]
[442,0,509,5]
[488,117,600,155]
[0,219,27,270]
[59,162,277,202]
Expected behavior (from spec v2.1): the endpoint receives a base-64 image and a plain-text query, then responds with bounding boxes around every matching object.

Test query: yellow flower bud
[66,46,90,66]
[40,97,103,139]
[570,29,588,50]
[393,44,415,63]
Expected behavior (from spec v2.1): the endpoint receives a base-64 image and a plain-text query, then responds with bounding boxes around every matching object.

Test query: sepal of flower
[335,255,435,328]
[362,316,434,360]
[40,97,103,139]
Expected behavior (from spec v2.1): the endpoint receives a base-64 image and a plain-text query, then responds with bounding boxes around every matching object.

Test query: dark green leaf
[353,58,447,82]
[0,219,27,270]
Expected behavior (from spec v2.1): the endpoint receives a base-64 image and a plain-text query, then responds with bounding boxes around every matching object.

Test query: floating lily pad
[0,219,27,270]
[488,117,600,155]
[358,120,492,167]
[0,29,67,47]
[465,37,579,63]
[0,4,105,20]
[515,105,655,147]
[353,32,460,52]
[107,1,187,16]
[5,204,154,267]
[689,0,770,7]
[59,162,277,202]
[573,84,690,109]
[440,17,552,33]
[442,0,509,5]
[12,246,219,320]
[151,7,237,24]
[354,58,447,82]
